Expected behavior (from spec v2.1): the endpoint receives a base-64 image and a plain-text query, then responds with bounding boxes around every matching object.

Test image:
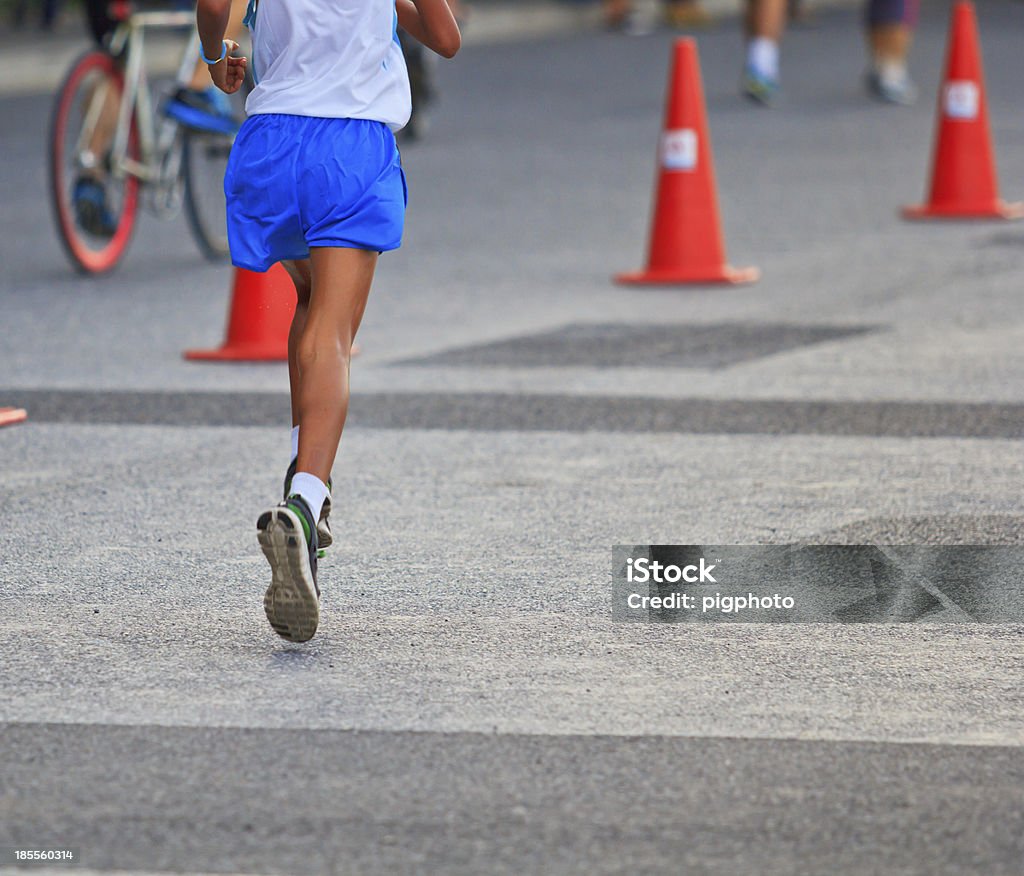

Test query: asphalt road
[2,3,1024,874]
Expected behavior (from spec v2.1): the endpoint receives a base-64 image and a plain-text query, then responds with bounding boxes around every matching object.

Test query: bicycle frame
[106,9,198,187]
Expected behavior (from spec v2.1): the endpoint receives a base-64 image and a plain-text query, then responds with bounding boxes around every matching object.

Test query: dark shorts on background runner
[866,0,919,27]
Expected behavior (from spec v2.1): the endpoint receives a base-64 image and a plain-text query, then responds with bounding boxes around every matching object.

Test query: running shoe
[741,65,780,107]
[164,86,239,135]
[258,494,320,642]
[283,459,333,549]
[866,68,917,106]
[72,176,117,238]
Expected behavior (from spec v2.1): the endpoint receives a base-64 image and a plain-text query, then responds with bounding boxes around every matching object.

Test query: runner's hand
[209,40,247,94]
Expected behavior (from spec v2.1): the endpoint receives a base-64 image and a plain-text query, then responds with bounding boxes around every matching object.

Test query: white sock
[747,37,779,80]
[874,58,908,83]
[289,472,328,522]
[290,425,300,462]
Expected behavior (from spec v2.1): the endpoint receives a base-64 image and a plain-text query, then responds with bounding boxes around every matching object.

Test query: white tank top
[244,0,411,132]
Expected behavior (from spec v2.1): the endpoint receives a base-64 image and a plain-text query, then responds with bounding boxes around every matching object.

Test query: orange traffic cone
[617,38,758,286]
[0,407,27,427]
[904,1,1022,220]
[185,265,296,361]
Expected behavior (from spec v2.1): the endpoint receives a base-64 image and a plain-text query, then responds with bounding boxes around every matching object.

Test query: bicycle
[49,1,247,274]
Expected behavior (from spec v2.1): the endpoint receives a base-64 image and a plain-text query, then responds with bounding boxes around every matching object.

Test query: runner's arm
[396,0,461,58]
[197,0,247,93]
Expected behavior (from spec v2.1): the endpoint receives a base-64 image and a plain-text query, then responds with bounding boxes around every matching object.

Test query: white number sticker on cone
[661,129,698,171]
[944,81,979,120]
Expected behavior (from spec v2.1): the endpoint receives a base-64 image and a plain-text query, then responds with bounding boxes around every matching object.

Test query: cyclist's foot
[258,495,320,643]
[740,65,780,107]
[866,65,917,106]
[283,459,333,549]
[72,176,117,238]
[164,86,239,135]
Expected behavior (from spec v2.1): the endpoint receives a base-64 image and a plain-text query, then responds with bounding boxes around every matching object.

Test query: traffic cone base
[903,200,1024,221]
[616,265,759,286]
[185,264,295,362]
[185,342,289,362]
[0,407,27,427]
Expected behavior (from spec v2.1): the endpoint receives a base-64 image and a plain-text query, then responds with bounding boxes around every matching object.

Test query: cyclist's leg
[73,84,122,236]
[79,0,120,164]
[83,80,121,165]
[72,0,124,236]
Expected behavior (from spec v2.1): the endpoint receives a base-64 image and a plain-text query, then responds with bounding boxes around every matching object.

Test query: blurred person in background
[603,0,711,33]
[787,0,814,27]
[864,0,918,104]
[600,0,784,105]
[665,0,711,29]
[741,0,918,107]
[11,0,62,30]
[399,0,464,140]
[740,0,786,104]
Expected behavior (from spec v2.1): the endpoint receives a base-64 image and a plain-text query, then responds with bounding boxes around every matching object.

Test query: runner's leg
[293,246,378,484]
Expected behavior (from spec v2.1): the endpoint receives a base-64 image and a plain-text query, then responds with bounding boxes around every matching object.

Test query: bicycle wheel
[182,129,233,261]
[49,50,140,274]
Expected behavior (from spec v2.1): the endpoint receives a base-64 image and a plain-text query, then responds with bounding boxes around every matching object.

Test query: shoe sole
[319,497,333,549]
[741,85,776,107]
[867,84,916,106]
[318,523,333,549]
[257,507,319,643]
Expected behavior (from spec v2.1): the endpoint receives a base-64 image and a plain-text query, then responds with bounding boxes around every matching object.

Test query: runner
[195,0,459,642]
[865,0,919,104]
[740,0,919,107]
[740,0,786,105]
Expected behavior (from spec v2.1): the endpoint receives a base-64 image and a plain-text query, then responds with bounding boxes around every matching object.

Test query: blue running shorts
[224,114,407,272]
